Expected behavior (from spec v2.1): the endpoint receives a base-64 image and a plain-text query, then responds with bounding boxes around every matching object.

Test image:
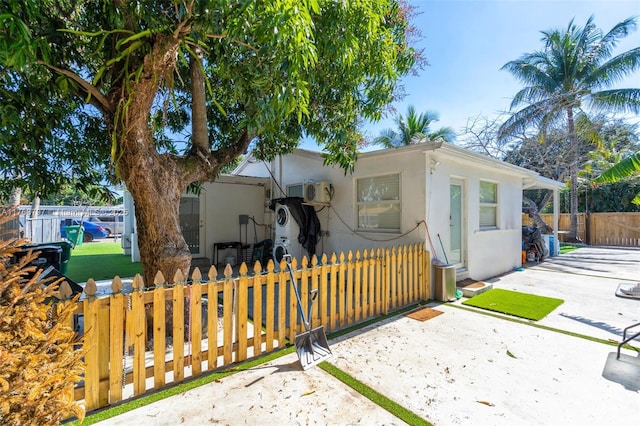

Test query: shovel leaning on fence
[285,255,332,370]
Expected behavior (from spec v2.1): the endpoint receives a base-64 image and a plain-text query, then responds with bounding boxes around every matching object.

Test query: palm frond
[589,16,638,64]
[589,88,640,114]
[429,127,456,142]
[501,58,556,88]
[510,85,556,110]
[594,152,640,183]
[498,99,563,140]
[376,105,450,147]
[373,128,399,148]
[586,47,640,87]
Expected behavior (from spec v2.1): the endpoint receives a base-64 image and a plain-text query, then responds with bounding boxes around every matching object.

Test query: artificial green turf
[319,363,432,426]
[559,243,580,254]
[461,288,564,321]
[66,241,142,283]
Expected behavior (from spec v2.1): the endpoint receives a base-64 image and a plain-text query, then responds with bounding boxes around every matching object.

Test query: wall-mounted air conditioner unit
[304,181,331,203]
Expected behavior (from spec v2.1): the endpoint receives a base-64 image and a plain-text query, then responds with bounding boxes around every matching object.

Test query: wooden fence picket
[152,272,166,388]
[131,274,146,396]
[172,275,185,383]
[190,268,203,375]
[207,265,219,370]
[108,278,125,403]
[70,243,429,412]
[252,261,263,356]
[354,250,362,322]
[236,264,248,362]
[222,265,234,365]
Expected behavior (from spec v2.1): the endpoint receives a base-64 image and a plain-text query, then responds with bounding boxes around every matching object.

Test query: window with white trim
[479,181,498,229]
[357,174,400,232]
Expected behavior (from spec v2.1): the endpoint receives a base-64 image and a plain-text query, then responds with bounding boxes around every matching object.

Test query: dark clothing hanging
[269,197,321,258]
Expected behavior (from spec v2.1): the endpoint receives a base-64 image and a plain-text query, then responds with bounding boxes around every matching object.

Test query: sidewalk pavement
[96,246,640,426]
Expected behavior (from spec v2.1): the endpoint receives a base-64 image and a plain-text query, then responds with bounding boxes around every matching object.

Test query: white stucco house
[232,141,563,282]
[122,141,562,288]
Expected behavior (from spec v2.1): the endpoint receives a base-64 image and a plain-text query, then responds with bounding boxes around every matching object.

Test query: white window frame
[286,183,303,198]
[479,180,498,229]
[356,173,401,232]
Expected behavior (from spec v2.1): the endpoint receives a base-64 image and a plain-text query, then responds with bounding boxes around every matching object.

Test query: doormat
[405,307,444,322]
[458,278,486,289]
[461,288,564,321]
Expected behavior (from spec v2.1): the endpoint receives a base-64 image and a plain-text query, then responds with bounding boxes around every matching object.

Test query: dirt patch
[405,307,443,322]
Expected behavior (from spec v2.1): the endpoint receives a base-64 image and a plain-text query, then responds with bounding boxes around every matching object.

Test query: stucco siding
[201,181,270,262]
[427,150,524,280]
[234,144,536,282]
[319,150,427,256]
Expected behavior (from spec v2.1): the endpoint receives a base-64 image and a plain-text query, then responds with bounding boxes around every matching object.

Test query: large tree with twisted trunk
[1,0,418,281]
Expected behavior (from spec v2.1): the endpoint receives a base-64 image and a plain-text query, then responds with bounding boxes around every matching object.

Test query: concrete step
[457,278,493,298]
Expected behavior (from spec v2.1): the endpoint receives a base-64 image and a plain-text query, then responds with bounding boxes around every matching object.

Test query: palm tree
[499,16,640,241]
[595,152,640,204]
[374,105,455,148]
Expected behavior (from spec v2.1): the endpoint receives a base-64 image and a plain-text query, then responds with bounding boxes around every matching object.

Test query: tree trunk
[9,187,21,206]
[190,48,209,153]
[30,195,40,219]
[114,38,192,285]
[107,37,250,285]
[125,153,191,284]
[567,107,580,242]
[523,195,553,234]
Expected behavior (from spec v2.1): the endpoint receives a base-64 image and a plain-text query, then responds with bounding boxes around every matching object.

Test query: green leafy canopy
[0,0,419,182]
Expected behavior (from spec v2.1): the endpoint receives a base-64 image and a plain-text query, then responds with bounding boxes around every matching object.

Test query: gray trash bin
[434,264,457,302]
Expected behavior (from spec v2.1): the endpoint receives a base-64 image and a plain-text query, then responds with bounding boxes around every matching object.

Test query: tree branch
[38,62,113,114]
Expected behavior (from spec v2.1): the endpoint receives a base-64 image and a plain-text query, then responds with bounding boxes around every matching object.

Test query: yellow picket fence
[63,243,430,411]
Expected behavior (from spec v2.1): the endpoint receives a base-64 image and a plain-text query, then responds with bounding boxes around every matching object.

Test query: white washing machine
[273,203,304,266]
[273,235,304,266]
[275,203,299,239]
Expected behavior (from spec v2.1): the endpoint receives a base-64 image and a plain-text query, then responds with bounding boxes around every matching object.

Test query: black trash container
[14,244,63,272]
[41,241,73,274]
[12,243,82,297]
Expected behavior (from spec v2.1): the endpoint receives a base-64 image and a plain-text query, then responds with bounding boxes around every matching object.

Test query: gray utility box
[434,264,457,302]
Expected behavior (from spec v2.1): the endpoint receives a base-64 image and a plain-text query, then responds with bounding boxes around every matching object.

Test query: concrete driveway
[96,246,640,426]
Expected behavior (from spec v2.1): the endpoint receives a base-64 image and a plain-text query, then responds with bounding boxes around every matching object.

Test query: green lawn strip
[77,302,428,425]
[450,303,640,352]
[319,362,431,426]
[461,288,563,321]
[559,244,581,254]
[67,241,142,283]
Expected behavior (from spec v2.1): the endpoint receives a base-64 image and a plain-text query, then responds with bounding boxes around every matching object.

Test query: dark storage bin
[42,241,73,274]
[14,244,63,272]
[12,243,82,297]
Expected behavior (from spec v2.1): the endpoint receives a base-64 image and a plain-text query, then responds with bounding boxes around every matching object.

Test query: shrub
[0,211,85,425]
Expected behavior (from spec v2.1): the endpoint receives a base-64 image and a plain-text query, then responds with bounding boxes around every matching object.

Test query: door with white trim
[180,195,205,257]
[449,179,465,267]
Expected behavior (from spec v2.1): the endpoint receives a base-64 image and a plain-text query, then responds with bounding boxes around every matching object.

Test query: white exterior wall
[201,178,270,262]
[124,176,270,265]
[322,150,427,256]
[253,150,427,259]
[235,144,536,282]
[425,150,524,280]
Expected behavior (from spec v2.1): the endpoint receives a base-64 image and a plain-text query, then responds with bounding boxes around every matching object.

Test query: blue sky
[303,0,640,150]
